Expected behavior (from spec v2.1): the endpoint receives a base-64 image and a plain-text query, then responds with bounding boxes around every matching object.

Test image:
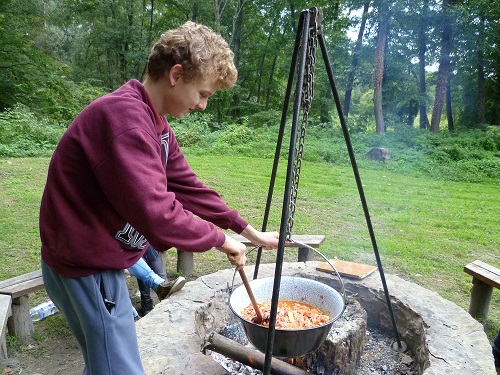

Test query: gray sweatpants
[42,260,145,375]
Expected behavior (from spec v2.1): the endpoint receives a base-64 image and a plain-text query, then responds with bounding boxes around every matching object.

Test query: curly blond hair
[147,21,237,89]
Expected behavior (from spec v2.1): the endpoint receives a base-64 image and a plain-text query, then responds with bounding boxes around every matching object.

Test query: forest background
[1,0,500,350]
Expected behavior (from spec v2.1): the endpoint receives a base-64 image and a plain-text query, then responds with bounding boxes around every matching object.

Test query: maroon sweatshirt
[40,79,248,277]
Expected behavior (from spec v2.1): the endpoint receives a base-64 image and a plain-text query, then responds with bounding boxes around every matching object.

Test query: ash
[212,326,419,375]
[356,329,418,375]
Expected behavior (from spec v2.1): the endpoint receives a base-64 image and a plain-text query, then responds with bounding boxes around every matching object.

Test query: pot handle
[229,243,346,308]
[229,246,259,294]
[289,236,346,307]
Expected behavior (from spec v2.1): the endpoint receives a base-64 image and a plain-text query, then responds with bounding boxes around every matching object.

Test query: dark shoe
[140,299,154,316]
[156,277,186,301]
[493,344,500,374]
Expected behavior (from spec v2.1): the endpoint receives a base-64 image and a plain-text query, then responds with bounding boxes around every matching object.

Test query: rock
[367,147,391,161]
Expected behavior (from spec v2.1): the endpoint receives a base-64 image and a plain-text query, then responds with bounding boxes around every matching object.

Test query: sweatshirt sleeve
[92,114,227,253]
[163,125,249,234]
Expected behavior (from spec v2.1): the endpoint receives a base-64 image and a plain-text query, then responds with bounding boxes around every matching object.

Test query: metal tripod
[252,7,403,375]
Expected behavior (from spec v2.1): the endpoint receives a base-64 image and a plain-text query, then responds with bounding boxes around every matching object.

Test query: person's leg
[138,246,166,314]
[493,329,500,369]
[128,256,164,290]
[42,260,144,375]
[128,254,185,302]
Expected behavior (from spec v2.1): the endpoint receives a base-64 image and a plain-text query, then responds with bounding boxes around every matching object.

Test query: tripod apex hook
[306,7,324,35]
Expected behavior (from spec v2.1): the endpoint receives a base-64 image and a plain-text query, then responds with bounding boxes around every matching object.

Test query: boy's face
[166,75,218,118]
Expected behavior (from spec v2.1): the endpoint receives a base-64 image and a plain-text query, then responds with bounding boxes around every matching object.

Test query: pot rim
[229,276,345,332]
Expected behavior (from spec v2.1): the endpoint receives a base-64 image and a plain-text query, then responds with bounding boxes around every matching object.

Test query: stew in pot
[241,300,330,329]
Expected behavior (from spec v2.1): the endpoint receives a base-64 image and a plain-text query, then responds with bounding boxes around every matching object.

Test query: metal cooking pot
[229,276,345,358]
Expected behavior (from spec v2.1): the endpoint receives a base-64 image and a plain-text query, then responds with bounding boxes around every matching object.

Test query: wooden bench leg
[297,245,314,262]
[468,277,494,319]
[177,250,193,276]
[7,295,34,339]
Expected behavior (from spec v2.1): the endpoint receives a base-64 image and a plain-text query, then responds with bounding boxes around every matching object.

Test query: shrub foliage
[2,105,499,183]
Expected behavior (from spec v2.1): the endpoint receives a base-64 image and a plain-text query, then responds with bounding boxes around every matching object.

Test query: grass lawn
[1,154,499,340]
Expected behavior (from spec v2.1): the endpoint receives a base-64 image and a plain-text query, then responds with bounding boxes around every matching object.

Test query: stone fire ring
[135,262,496,375]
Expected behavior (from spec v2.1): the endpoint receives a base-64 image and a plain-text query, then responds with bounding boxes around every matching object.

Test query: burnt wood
[204,332,310,375]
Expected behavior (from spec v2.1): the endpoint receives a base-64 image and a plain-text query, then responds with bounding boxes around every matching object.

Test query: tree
[418,0,431,129]
[344,1,370,119]
[430,0,458,133]
[373,0,390,133]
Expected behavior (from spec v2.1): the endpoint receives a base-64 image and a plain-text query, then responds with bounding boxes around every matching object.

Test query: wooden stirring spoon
[238,268,263,324]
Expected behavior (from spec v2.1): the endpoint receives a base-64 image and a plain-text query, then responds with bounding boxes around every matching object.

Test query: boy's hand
[216,235,247,269]
[240,225,280,250]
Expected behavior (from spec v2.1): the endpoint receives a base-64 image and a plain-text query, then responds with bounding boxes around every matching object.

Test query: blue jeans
[127,256,164,290]
[137,246,166,304]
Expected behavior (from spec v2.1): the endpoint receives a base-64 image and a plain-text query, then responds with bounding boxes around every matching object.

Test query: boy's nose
[196,98,208,111]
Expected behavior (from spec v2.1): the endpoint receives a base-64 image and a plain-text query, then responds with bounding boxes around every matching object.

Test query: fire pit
[207,295,367,374]
[135,262,496,375]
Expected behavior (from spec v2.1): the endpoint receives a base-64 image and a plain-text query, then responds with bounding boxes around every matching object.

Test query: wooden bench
[0,294,12,359]
[0,269,45,340]
[177,234,326,276]
[464,260,500,318]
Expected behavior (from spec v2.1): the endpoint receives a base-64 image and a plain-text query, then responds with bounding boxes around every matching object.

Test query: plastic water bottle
[29,300,58,322]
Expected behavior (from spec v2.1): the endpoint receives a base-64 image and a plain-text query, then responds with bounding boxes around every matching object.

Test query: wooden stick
[238,268,263,323]
[204,332,309,375]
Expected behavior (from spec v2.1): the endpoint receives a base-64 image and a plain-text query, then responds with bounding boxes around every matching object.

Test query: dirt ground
[1,317,84,375]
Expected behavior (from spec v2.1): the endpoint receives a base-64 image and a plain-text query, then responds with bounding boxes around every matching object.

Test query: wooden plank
[316,259,377,279]
[464,261,500,289]
[228,234,325,248]
[0,295,12,359]
[472,260,500,276]
[0,270,45,299]
[0,270,42,288]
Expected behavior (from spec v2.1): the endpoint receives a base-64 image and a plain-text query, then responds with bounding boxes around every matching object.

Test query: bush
[0,104,65,157]
[169,112,213,147]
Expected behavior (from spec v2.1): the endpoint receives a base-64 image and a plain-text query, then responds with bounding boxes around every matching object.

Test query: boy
[39,21,279,374]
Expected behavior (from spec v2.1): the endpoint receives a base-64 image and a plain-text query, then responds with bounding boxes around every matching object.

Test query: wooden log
[204,332,309,375]
[177,249,194,276]
[468,278,494,318]
[7,295,33,339]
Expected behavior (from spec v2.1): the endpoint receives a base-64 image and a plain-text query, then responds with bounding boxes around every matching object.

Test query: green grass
[1,155,499,341]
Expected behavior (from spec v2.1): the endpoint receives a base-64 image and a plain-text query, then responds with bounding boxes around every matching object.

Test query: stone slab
[136,262,496,375]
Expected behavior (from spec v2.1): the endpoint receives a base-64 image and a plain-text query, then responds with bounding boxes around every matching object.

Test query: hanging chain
[286,9,319,240]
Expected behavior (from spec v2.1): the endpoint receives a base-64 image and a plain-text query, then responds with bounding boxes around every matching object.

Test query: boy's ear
[169,64,183,86]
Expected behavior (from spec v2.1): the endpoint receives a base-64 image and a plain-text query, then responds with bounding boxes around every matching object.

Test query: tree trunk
[257,14,278,104]
[190,1,199,22]
[477,17,485,125]
[418,0,430,129]
[232,0,245,69]
[430,0,457,133]
[373,0,389,134]
[446,80,454,131]
[140,0,154,80]
[344,1,369,118]
[265,55,278,110]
